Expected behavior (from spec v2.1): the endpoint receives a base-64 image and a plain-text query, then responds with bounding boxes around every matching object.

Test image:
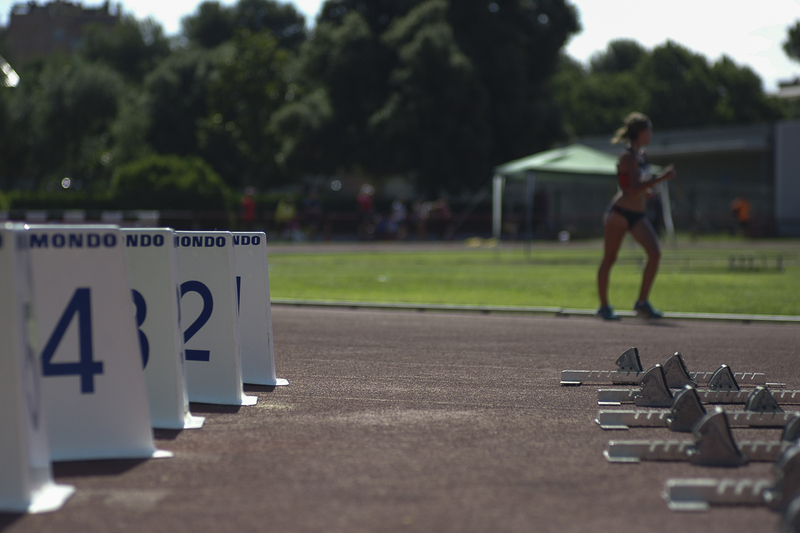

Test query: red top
[617,171,631,190]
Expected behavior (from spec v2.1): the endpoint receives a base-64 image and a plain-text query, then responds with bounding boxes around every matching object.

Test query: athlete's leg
[630,218,661,303]
[598,211,628,307]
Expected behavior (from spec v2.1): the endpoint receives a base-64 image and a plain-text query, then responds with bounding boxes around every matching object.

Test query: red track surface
[2,306,798,533]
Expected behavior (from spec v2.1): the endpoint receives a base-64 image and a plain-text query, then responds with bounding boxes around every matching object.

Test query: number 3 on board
[131,289,150,369]
[40,287,104,394]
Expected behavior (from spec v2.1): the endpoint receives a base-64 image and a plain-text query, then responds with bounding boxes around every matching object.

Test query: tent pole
[658,182,676,248]
[524,172,536,260]
[492,175,505,240]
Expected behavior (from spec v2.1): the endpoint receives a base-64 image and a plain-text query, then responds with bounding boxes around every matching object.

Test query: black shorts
[611,205,646,227]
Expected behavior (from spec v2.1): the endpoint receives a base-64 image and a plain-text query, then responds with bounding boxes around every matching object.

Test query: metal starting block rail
[663,443,800,525]
[596,385,800,431]
[561,348,776,387]
[597,362,797,407]
[600,387,800,406]
[598,410,799,430]
[605,408,800,465]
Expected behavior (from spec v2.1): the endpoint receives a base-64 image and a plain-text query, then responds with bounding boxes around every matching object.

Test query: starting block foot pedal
[746,386,784,413]
[663,352,698,388]
[688,409,749,467]
[633,365,674,408]
[667,386,707,432]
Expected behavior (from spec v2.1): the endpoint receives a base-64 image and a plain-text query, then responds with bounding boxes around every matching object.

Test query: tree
[80,15,171,84]
[711,56,782,124]
[12,56,126,190]
[0,86,26,190]
[199,29,297,189]
[783,20,800,63]
[370,0,491,194]
[181,1,236,49]
[317,0,421,32]
[234,0,307,50]
[286,9,395,173]
[111,154,231,210]
[144,47,221,157]
[283,0,580,193]
[589,39,646,73]
[446,0,580,165]
[551,64,645,137]
[639,41,781,129]
[554,39,783,137]
[182,0,307,51]
[635,41,719,128]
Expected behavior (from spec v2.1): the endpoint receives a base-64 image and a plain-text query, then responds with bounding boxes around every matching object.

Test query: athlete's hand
[660,164,676,181]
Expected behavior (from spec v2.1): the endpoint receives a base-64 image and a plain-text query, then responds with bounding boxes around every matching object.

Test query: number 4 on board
[40,288,104,394]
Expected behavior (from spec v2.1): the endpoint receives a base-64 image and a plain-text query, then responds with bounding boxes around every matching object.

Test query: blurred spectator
[303,188,323,241]
[411,199,432,240]
[731,197,752,236]
[357,184,375,240]
[432,197,452,239]
[240,186,256,230]
[275,195,300,241]
[391,199,408,240]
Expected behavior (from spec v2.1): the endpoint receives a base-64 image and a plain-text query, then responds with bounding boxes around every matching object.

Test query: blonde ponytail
[611,112,651,144]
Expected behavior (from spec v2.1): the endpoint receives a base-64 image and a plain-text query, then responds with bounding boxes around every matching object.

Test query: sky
[2,0,800,92]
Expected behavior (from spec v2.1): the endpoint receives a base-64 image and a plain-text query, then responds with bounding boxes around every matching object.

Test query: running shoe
[634,300,663,319]
[596,305,620,321]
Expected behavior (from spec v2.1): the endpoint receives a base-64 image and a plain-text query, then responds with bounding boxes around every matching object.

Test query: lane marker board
[175,231,256,406]
[122,228,205,429]
[233,232,288,387]
[27,225,170,461]
[0,224,75,512]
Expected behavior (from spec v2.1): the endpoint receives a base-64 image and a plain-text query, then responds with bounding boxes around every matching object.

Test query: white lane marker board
[27,225,170,461]
[0,224,75,513]
[232,232,288,386]
[122,228,204,430]
[175,231,256,406]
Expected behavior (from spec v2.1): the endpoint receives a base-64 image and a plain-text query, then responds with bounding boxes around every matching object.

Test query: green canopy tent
[491,143,673,240]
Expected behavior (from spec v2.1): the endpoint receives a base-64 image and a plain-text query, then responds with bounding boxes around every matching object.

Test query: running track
[2,306,798,533]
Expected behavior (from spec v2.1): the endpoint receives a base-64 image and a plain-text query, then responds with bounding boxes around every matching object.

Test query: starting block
[232,232,288,387]
[599,363,800,407]
[664,441,800,513]
[122,228,205,430]
[175,231,256,406]
[0,224,74,513]
[605,408,798,465]
[27,225,170,461]
[561,347,777,387]
[597,385,800,430]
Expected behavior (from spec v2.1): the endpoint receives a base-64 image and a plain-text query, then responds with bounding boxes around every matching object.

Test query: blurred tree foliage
[182,0,307,51]
[278,0,580,194]
[80,15,171,83]
[7,57,127,190]
[784,21,800,63]
[0,0,793,206]
[198,29,296,190]
[552,38,783,137]
[111,154,231,210]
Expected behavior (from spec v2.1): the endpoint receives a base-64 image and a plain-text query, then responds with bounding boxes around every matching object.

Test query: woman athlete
[597,112,676,320]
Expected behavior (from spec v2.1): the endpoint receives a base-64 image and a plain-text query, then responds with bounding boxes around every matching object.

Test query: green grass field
[267,237,800,316]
